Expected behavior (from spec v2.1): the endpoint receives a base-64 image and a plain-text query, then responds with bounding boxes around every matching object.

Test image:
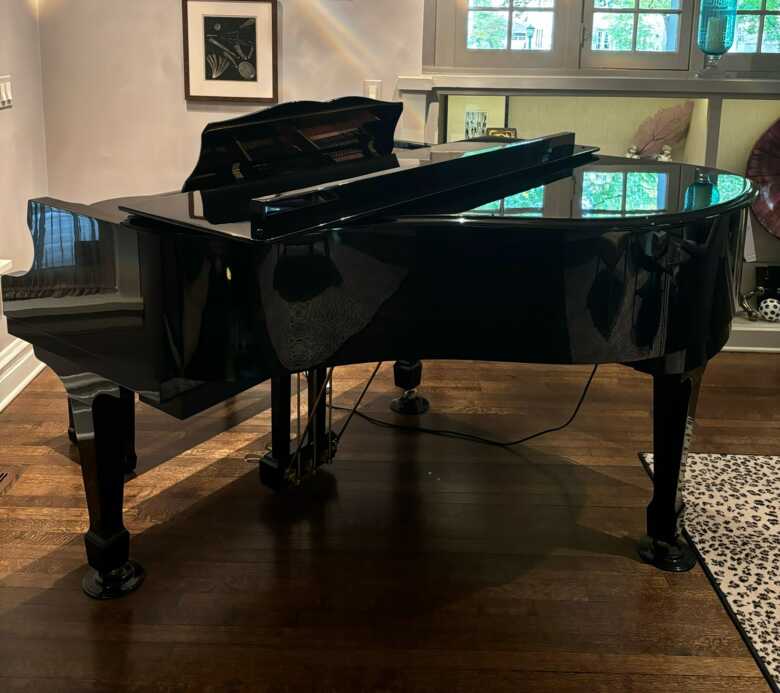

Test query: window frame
[447,0,581,69]
[426,0,780,74]
[714,1,780,71]
[580,1,695,70]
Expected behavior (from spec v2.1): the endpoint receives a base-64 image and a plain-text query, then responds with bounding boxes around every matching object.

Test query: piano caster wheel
[81,560,145,600]
[390,390,430,416]
[638,535,697,572]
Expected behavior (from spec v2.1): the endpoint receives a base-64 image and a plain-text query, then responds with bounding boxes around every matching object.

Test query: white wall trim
[1,258,44,412]
[0,338,44,413]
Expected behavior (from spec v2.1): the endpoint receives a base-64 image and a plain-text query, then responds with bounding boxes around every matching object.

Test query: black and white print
[204,16,257,82]
[642,452,780,690]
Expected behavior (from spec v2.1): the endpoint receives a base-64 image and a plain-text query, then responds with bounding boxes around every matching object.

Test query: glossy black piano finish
[1,98,756,599]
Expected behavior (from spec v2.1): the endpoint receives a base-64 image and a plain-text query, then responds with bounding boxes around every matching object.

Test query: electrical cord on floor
[330,364,599,449]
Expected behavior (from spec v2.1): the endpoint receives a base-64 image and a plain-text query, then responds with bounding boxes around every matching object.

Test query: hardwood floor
[0,354,776,692]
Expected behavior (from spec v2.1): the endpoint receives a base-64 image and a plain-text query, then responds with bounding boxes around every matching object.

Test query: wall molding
[0,337,44,413]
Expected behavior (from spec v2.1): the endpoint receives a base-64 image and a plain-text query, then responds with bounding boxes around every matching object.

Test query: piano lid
[248,132,597,242]
[182,96,403,194]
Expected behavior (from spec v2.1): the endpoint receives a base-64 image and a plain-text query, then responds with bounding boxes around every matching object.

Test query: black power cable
[330,364,599,449]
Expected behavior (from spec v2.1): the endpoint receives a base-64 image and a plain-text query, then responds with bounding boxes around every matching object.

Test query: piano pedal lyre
[248,368,338,491]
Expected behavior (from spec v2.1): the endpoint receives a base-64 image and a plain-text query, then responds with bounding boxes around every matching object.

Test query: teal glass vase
[697,0,738,70]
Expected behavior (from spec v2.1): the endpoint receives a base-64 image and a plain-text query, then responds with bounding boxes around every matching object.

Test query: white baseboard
[0,338,45,413]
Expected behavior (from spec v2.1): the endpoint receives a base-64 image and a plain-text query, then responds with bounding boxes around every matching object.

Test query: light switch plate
[363,79,382,101]
[0,76,13,110]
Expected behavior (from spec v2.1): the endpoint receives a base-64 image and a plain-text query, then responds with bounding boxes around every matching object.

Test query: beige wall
[0,0,48,352]
[506,96,707,162]
[38,0,424,203]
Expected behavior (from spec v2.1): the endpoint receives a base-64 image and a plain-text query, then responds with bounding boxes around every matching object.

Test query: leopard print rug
[641,453,780,692]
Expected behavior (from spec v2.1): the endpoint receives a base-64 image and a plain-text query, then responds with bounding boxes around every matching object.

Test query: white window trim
[581,2,694,70]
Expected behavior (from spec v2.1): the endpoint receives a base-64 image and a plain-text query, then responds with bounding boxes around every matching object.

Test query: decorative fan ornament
[631,101,694,158]
[746,118,780,240]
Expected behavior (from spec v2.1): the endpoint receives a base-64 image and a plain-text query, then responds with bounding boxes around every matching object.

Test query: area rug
[0,470,17,495]
[640,453,780,692]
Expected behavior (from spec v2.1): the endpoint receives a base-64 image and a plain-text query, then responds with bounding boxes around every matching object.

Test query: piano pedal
[248,431,339,491]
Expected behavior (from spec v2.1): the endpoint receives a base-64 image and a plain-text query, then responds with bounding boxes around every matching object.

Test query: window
[448,0,579,68]
[429,0,706,71]
[730,0,780,54]
[581,0,694,68]
[466,0,555,51]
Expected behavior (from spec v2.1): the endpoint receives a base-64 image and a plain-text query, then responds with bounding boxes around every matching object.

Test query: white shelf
[726,314,780,353]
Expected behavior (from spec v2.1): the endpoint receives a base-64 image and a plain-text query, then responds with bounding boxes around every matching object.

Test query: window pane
[737,0,762,8]
[761,15,780,51]
[467,11,510,48]
[511,11,554,49]
[637,13,680,50]
[594,0,635,8]
[505,186,545,208]
[638,0,680,8]
[592,13,635,50]
[626,173,667,210]
[731,14,760,52]
[472,200,502,214]
[767,0,780,8]
[470,0,509,7]
[513,0,554,6]
[582,172,624,211]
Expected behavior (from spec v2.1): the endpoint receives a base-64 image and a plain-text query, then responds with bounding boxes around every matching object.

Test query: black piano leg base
[390,361,429,415]
[390,390,430,415]
[638,535,697,572]
[82,560,145,600]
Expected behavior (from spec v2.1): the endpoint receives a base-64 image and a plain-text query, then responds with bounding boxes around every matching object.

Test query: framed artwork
[464,110,488,139]
[183,0,278,104]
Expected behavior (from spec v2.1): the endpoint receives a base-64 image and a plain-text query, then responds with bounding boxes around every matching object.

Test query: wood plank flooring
[0,354,777,692]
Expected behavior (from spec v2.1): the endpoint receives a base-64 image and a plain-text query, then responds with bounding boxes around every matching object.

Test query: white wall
[39,0,424,203]
[0,0,48,353]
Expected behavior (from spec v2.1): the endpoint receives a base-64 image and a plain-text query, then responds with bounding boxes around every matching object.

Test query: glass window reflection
[582,170,667,215]
[470,185,545,216]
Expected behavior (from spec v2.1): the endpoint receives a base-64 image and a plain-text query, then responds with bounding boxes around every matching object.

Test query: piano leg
[639,368,702,572]
[390,360,430,415]
[63,376,145,599]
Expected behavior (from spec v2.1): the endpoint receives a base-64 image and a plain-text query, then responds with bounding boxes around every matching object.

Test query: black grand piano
[2,97,756,599]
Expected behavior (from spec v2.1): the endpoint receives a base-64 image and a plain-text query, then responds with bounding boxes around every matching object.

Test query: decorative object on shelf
[746,118,780,240]
[183,0,277,103]
[739,266,780,321]
[656,145,673,162]
[625,145,640,159]
[696,0,737,74]
[629,101,694,159]
[759,297,780,322]
[486,127,518,139]
[465,110,488,139]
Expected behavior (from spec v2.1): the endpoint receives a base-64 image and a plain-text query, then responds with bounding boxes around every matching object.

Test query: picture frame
[183,0,278,104]
[486,127,519,139]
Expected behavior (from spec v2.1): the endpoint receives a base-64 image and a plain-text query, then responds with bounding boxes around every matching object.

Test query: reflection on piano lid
[249,133,596,242]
